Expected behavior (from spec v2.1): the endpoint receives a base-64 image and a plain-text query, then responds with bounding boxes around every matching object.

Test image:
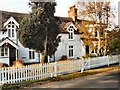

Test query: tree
[75,0,115,55]
[18,1,61,63]
[107,26,120,55]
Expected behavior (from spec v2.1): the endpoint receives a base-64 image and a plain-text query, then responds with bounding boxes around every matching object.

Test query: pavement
[31,69,119,88]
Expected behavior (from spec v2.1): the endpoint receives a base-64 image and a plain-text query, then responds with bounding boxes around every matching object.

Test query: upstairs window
[7,24,15,38]
[68,26,74,40]
[29,50,35,59]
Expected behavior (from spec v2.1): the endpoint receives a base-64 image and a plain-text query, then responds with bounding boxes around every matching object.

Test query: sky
[0,0,119,25]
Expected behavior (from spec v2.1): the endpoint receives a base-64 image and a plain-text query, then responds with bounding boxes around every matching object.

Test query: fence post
[54,61,57,77]
[88,58,91,69]
[81,59,84,73]
[107,55,109,67]
[79,59,81,71]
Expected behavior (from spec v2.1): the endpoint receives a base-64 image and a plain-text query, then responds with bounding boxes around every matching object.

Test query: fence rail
[0,55,119,84]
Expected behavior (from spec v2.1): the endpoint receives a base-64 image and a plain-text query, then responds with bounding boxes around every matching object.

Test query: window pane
[1,47,4,56]
[8,29,11,37]
[29,51,31,59]
[69,46,73,57]
[12,25,14,28]
[71,33,73,39]
[12,29,14,37]
[8,25,11,28]
[32,51,35,59]
[5,48,8,56]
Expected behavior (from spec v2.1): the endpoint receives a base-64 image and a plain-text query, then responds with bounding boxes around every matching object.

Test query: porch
[0,38,18,66]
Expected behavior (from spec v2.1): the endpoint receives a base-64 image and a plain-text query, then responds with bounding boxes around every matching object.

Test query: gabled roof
[0,10,89,34]
[0,37,18,49]
[0,11,27,30]
[4,16,19,27]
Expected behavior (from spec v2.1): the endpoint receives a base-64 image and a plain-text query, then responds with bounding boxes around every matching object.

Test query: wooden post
[54,62,57,77]
[107,55,109,67]
[89,58,91,69]
[81,59,84,73]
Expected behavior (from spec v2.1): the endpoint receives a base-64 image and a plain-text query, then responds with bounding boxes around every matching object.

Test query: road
[33,70,119,88]
[14,69,119,90]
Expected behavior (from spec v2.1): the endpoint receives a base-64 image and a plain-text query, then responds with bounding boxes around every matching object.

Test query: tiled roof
[0,11,83,34]
[0,11,27,30]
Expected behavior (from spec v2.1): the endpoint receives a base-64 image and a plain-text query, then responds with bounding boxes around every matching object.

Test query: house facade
[0,5,106,65]
[53,23,85,61]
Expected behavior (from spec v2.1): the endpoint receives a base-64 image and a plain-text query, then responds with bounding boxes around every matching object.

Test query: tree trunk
[41,28,48,63]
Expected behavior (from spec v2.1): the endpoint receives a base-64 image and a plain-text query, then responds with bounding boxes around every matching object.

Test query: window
[7,24,15,38]
[69,32,73,39]
[68,26,74,40]
[0,47,8,57]
[69,45,74,57]
[29,51,35,59]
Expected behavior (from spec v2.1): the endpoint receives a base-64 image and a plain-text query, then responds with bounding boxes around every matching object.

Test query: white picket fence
[0,55,119,84]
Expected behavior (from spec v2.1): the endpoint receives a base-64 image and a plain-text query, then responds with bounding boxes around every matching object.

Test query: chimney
[68,5,77,22]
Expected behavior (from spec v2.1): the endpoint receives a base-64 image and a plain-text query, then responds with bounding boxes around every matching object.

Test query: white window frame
[0,47,8,57]
[7,23,15,38]
[68,26,74,40]
[69,45,74,57]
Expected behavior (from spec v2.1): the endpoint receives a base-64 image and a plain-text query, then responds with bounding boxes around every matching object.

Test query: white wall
[0,57,9,65]
[18,40,39,63]
[0,31,7,40]
[54,33,85,60]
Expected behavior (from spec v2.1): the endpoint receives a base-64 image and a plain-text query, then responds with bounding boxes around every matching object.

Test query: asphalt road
[32,70,119,88]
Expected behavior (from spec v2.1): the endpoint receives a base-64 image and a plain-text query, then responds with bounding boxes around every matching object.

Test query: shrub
[82,54,98,59]
[13,59,24,67]
[0,63,9,68]
[61,55,67,60]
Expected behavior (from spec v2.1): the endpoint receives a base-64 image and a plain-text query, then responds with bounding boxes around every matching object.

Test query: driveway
[32,69,119,88]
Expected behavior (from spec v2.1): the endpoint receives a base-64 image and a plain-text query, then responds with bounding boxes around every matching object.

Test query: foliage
[18,1,61,63]
[13,59,24,67]
[82,54,98,59]
[61,55,67,60]
[0,63,9,68]
[77,21,95,48]
[76,1,115,55]
[107,27,120,55]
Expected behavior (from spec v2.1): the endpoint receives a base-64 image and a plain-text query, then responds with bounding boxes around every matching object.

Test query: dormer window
[3,17,19,39]
[7,24,15,38]
[68,26,74,40]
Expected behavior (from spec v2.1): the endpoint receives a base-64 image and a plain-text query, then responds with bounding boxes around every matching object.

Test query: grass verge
[2,64,119,90]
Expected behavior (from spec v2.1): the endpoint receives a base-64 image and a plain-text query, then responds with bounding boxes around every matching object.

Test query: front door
[9,45,16,66]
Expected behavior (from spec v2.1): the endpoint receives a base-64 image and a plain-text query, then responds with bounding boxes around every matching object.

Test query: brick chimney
[68,5,77,22]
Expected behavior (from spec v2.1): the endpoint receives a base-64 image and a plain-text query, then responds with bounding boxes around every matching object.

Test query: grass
[2,64,119,90]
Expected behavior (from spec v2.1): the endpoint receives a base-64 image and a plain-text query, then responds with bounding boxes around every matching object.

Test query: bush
[82,54,98,59]
[13,59,24,67]
[0,63,9,68]
[61,55,67,60]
